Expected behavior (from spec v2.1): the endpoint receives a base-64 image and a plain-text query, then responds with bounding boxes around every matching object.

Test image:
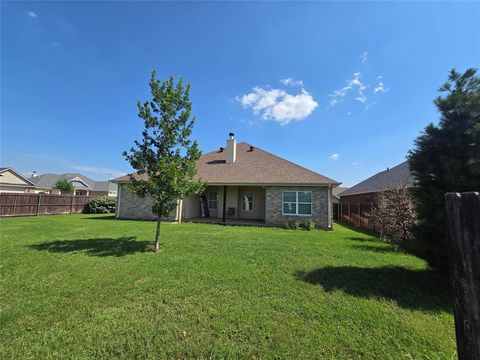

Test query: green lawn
[1,214,455,359]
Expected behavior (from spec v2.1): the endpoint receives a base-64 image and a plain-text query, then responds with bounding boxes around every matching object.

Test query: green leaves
[124,71,205,217]
[55,179,74,194]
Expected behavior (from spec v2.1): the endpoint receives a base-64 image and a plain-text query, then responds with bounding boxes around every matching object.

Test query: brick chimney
[226,132,237,164]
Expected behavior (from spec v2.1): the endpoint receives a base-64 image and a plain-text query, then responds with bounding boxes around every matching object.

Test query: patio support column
[222,185,227,223]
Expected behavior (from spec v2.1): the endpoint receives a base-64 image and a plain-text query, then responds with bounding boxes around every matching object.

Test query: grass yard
[1,214,455,359]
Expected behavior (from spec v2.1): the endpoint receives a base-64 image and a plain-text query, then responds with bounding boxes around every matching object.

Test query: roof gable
[114,142,339,185]
[0,168,36,187]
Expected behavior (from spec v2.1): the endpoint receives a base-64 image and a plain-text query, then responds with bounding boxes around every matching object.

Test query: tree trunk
[154,214,161,252]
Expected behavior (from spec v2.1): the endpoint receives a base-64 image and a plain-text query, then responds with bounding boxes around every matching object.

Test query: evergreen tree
[408,68,480,272]
[123,71,205,252]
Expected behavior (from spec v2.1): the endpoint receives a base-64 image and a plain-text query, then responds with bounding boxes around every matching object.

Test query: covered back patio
[190,185,266,224]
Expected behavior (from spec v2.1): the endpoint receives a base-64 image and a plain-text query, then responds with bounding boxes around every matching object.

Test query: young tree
[370,184,416,250]
[123,71,205,252]
[55,179,74,194]
[408,68,480,272]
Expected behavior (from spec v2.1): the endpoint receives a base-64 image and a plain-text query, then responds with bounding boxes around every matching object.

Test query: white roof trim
[69,176,91,188]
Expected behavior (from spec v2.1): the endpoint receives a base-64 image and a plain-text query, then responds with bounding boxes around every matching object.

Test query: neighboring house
[339,161,415,226]
[113,133,340,229]
[0,168,36,193]
[332,186,348,220]
[28,173,118,196]
[332,186,348,204]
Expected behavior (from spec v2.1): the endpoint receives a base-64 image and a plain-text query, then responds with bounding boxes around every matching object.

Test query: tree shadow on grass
[347,236,379,243]
[348,243,398,253]
[295,266,452,312]
[83,215,117,220]
[335,221,378,237]
[29,237,151,257]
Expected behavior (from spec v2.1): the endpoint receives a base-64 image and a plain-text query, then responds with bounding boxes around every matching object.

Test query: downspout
[116,184,121,218]
[327,184,332,230]
[222,185,227,223]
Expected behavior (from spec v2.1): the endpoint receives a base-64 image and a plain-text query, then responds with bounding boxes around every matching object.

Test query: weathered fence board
[0,194,93,217]
[445,192,480,360]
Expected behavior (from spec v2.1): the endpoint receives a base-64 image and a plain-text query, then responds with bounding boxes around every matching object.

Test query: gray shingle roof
[339,161,415,197]
[332,186,348,199]
[28,173,117,192]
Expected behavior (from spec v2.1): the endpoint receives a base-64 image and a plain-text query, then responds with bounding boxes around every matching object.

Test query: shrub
[303,219,316,231]
[370,185,416,250]
[285,220,300,230]
[87,196,116,214]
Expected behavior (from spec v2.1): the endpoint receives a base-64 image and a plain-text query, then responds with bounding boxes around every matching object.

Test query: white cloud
[70,165,126,178]
[374,81,388,93]
[354,95,367,103]
[364,102,376,111]
[328,86,351,106]
[280,78,304,87]
[329,72,367,106]
[237,85,318,125]
[329,153,340,160]
[26,11,38,18]
[352,161,359,166]
[361,51,368,64]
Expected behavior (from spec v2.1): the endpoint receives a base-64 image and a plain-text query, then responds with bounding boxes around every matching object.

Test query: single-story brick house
[113,134,340,229]
[339,160,415,227]
[28,173,118,196]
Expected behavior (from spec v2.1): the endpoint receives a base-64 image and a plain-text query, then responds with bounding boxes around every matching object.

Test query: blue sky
[1,2,479,186]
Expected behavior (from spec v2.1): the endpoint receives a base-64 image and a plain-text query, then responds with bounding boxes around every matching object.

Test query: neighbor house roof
[28,173,117,192]
[0,167,36,187]
[113,142,340,186]
[332,186,348,199]
[339,161,415,197]
[93,180,117,192]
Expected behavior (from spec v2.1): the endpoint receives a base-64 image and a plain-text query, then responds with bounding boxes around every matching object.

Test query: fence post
[445,192,480,360]
[70,195,74,214]
[12,195,17,216]
[357,203,360,226]
[370,203,374,230]
[36,194,41,216]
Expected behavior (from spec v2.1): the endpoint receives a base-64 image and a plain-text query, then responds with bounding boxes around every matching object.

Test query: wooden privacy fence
[445,192,480,360]
[0,194,92,217]
[339,202,375,229]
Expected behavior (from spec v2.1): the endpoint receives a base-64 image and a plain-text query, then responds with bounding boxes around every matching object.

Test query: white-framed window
[242,191,254,212]
[208,192,218,209]
[282,191,312,216]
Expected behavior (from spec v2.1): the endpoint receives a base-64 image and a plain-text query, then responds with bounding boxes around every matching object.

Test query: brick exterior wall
[117,184,332,228]
[116,185,177,220]
[265,186,330,228]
